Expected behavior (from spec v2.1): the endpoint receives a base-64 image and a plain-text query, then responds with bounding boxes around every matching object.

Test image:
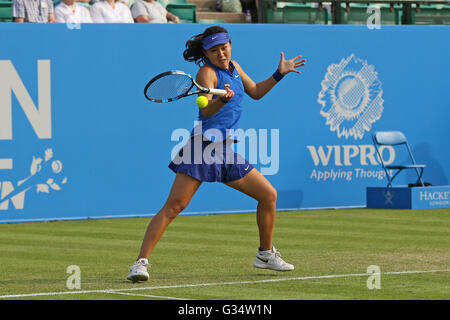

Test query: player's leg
[127,172,201,282]
[224,168,294,271]
[224,168,276,251]
[139,172,202,258]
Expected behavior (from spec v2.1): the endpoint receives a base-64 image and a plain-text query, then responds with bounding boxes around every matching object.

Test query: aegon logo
[0,60,66,210]
[0,60,52,141]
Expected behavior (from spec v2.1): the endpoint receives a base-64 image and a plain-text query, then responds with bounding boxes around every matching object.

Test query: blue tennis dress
[168,60,254,182]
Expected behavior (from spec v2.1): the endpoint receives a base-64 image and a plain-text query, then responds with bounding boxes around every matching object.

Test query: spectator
[131,0,179,23]
[220,0,242,13]
[217,0,258,23]
[89,0,131,8]
[240,0,257,23]
[12,0,56,22]
[90,0,134,23]
[55,0,93,23]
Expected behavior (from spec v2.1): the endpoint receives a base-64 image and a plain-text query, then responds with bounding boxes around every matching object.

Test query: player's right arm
[196,66,234,118]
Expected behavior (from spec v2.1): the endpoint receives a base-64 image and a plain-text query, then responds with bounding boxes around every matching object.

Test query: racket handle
[207,88,227,96]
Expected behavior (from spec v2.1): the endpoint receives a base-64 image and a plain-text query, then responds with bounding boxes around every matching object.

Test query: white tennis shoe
[127,258,150,282]
[253,246,294,271]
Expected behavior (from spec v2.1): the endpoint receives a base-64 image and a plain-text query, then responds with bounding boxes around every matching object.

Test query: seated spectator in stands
[55,0,93,23]
[131,0,179,23]
[90,0,134,23]
[12,0,56,22]
[240,0,257,23]
[91,0,131,6]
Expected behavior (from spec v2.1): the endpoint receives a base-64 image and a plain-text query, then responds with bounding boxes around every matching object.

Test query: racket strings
[146,74,192,100]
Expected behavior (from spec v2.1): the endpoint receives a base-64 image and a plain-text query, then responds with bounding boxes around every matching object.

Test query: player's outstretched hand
[278,52,306,75]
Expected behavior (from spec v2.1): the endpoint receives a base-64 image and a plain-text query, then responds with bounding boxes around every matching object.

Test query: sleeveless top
[192,60,245,142]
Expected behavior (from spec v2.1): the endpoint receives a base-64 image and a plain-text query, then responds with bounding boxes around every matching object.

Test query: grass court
[0,208,449,300]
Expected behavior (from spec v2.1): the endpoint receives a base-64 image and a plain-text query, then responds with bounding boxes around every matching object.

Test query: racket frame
[144,70,227,103]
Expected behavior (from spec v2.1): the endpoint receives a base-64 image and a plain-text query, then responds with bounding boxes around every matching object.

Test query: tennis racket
[144,70,227,103]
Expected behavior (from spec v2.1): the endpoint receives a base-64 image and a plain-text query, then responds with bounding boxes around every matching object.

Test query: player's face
[204,42,232,70]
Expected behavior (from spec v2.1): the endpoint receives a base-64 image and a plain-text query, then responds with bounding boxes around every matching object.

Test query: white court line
[1,269,449,299]
[105,290,194,300]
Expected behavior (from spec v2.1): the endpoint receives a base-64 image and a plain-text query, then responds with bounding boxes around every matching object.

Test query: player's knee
[261,187,277,206]
[269,188,277,205]
[164,200,188,220]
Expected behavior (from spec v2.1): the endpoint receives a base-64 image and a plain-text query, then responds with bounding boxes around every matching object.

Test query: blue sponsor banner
[366,187,412,209]
[412,186,450,209]
[367,186,450,209]
[0,24,449,222]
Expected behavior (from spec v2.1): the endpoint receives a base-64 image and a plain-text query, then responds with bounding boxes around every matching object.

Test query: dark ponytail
[183,26,230,66]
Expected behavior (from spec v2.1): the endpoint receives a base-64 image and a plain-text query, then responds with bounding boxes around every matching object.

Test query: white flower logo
[0,148,68,210]
[317,54,384,140]
[13,148,67,197]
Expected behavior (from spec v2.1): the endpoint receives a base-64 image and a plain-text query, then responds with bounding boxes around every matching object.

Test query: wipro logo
[307,55,391,183]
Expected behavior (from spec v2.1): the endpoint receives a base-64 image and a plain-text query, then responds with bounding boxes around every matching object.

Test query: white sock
[258,247,274,254]
[137,258,148,265]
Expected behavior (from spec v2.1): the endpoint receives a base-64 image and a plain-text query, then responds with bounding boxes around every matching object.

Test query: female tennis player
[128,26,306,282]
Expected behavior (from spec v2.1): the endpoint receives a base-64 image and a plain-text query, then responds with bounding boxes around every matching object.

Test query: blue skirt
[168,136,254,182]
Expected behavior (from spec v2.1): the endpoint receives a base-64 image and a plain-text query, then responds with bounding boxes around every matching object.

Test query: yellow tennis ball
[196,96,208,108]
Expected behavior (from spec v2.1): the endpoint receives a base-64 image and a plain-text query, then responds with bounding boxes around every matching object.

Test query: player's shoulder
[196,64,218,86]
[231,60,241,68]
[198,64,215,73]
[197,64,216,79]
[231,60,244,73]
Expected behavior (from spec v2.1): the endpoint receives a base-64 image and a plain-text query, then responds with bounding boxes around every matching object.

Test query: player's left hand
[277,52,306,75]
[220,86,235,102]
